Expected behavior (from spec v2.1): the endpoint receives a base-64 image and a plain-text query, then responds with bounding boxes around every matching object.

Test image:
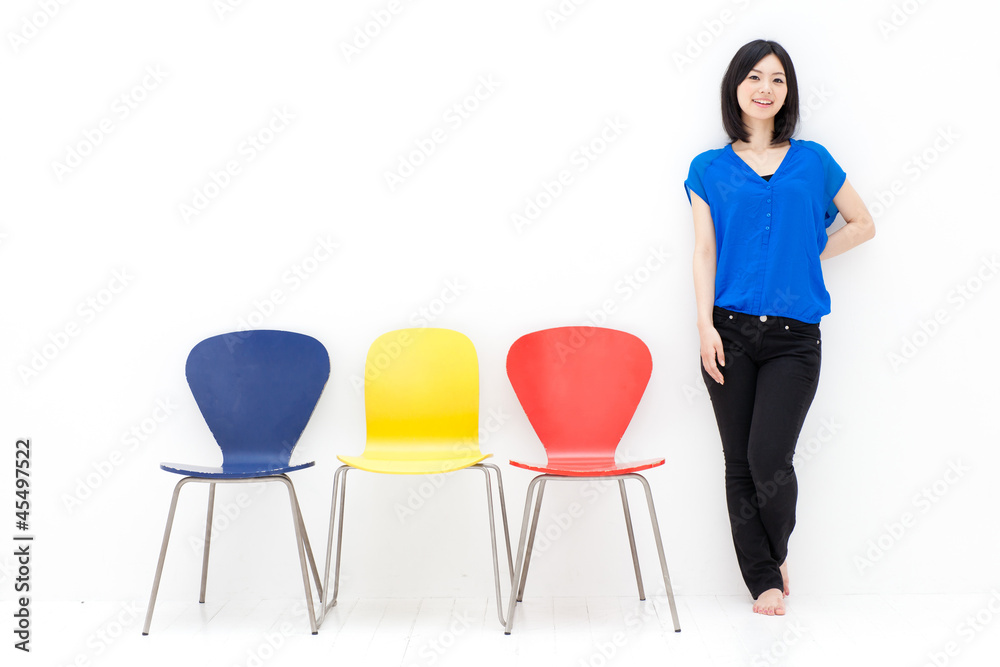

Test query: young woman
[684,39,874,616]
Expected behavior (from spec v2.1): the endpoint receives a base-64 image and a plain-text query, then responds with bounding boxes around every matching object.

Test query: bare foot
[753,588,785,616]
[779,561,789,597]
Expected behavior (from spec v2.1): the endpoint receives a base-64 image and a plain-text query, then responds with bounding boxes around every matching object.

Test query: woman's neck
[737,116,778,151]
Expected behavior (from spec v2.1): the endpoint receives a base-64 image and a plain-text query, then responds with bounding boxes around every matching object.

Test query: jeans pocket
[782,319,821,346]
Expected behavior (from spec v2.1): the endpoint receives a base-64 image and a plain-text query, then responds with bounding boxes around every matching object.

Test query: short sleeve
[817,143,847,226]
[684,154,709,206]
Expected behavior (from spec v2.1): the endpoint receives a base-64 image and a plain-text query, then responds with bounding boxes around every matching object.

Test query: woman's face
[736,53,787,124]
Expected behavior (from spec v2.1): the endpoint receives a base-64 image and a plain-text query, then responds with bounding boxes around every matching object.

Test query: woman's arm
[821,178,876,260]
[692,192,726,384]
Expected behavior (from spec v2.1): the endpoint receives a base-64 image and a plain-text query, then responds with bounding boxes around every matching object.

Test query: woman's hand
[700,324,726,385]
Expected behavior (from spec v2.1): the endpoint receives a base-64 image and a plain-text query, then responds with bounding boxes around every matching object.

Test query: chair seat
[508,456,663,477]
[159,460,315,478]
[338,452,491,475]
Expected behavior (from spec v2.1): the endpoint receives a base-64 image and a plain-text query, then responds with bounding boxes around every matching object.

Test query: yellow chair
[320,328,513,625]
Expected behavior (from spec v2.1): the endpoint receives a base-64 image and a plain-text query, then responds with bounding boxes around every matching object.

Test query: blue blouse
[684,138,846,323]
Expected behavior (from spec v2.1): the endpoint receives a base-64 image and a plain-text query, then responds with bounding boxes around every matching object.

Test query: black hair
[721,39,799,145]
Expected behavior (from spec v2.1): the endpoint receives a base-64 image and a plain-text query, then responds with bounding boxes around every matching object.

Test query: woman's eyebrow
[750,68,785,76]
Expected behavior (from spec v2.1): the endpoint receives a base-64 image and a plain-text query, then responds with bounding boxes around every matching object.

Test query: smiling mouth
[753,99,773,107]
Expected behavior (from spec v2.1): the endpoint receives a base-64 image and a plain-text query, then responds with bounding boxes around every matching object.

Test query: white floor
[22,594,1000,666]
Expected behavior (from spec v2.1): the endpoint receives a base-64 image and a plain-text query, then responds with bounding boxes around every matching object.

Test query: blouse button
[759,315,768,322]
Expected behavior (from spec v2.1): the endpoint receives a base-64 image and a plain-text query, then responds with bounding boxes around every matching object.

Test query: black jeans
[701,306,822,599]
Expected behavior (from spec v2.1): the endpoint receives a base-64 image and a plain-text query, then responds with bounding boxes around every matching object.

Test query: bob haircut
[721,40,799,145]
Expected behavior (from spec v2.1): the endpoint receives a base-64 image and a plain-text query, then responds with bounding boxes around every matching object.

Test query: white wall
[2,0,997,607]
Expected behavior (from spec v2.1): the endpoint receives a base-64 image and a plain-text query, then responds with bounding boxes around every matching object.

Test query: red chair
[503,326,681,634]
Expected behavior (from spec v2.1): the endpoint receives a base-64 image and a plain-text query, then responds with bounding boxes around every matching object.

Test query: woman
[684,39,874,616]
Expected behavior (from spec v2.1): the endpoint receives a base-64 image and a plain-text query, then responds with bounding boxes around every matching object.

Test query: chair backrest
[363,328,479,452]
[186,330,330,468]
[506,327,652,464]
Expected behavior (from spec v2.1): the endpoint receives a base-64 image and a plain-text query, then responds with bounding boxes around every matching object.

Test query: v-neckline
[728,138,795,182]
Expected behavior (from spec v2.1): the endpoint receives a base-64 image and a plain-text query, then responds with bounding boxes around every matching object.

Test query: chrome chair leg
[320,465,350,626]
[474,464,513,626]
[143,476,196,635]
[277,475,319,634]
[619,479,645,600]
[331,468,349,610]
[145,475,322,636]
[516,478,546,602]
[504,475,546,635]
[280,476,323,597]
[199,482,216,603]
[482,463,514,580]
[503,473,681,635]
[629,473,681,632]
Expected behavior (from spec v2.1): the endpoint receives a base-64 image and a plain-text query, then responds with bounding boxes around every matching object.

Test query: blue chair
[142,330,330,635]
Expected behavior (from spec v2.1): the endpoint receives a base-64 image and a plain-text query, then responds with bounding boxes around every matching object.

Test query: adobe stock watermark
[51,65,168,183]
[17,268,134,385]
[887,254,997,372]
[55,600,143,666]
[867,126,958,222]
[7,0,72,53]
[877,0,931,40]
[510,116,627,234]
[584,245,670,326]
[178,106,295,223]
[213,0,250,20]
[384,75,499,192]
[61,398,180,513]
[394,405,509,523]
[672,0,755,73]
[526,457,652,558]
[854,459,970,574]
[348,278,467,395]
[339,0,417,63]
[797,84,834,123]
[230,600,309,666]
[188,483,269,555]
[918,590,1000,667]
[544,0,591,31]
[750,621,810,667]
[403,610,474,666]
[575,584,675,667]
[229,234,339,333]
[728,416,841,530]
[790,416,840,468]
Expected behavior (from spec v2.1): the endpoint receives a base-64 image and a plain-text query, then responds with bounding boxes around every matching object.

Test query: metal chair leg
[504,475,545,635]
[283,477,323,598]
[145,475,323,636]
[143,476,196,635]
[276,475,319,635]
[320,465,350,626]
[629,474,681,632]
[619,479,645,600]
[482,463,514,580]
[199,482,216,603]
[474,464,513,626]
[516,478,546,602]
